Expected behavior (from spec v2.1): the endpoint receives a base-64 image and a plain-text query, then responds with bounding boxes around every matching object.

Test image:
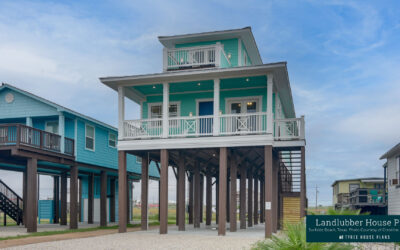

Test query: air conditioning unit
[391,179,398,186]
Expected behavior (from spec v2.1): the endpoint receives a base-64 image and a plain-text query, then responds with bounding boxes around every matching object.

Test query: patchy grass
[0,221,167,242]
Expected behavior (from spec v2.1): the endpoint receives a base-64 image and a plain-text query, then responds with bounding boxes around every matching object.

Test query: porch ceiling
[100,62,296,117]
[128,146,269,179]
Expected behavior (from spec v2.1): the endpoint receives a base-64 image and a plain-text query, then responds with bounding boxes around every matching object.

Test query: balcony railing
[0,124,74,156]
[349,188,386,206]
[163,44,230,71]
[274,117,305,140]
[122,112,305,140]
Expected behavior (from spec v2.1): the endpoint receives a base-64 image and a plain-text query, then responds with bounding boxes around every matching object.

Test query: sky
[1,0,400,206]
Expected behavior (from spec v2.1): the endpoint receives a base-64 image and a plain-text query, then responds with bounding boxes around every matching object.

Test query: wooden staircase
[0,179,23,225]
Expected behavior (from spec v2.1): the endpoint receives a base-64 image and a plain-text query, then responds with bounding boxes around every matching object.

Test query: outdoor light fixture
[219,110,222,115]
[180,58,184,63]
[189,112,193,117]
[245,78,250,82]
[247,102,253,106]
[212,153,216,157]
[197,82,201,86]
[227,53,232,59]
[152,85,156,89]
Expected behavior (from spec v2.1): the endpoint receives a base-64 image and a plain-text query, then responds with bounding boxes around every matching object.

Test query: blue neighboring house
[0,83,159,232]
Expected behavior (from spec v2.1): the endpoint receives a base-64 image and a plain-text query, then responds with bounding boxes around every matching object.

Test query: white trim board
[118,135,305,151]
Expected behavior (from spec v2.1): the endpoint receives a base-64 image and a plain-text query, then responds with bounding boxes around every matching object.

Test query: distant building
[380,143,400,215]
[332,177,386,214]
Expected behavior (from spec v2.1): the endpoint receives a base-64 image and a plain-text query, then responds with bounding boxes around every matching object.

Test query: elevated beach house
[100,27,306,238]
[380,143,400,215]
[0,83,159,233]
[332,177,386,214]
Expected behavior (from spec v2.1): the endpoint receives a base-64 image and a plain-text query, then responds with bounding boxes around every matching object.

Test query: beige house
[332,177,386,214]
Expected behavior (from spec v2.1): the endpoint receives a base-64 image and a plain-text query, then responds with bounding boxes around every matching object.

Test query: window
[85,124,95,151]
[45,121,59,134]
[148,102,180,127]
[149,103,179,118]
[349,183,359,192]
[108,133,116,148]
[136,157,142,164]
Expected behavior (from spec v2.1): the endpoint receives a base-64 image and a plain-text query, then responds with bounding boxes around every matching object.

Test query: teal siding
[0,89,58,119]
[241,40,252,66]
[175,38,239,67]
[65,118,75,139]
[76,119,117,169]
[141,76,268,117]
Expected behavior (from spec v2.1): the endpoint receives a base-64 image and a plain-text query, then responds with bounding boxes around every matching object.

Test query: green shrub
[251,222,353,250]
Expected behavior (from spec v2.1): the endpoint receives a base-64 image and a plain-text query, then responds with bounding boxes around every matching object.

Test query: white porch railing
[168,115,214,137]
[219,112,267,136]
[163,44,226,71]
[123,118,163,139]
[274,116,305,140]
[122,113,305,140]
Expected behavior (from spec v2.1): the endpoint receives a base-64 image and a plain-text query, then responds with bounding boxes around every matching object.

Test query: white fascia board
[100,63,286,86]
[117,135,305,151]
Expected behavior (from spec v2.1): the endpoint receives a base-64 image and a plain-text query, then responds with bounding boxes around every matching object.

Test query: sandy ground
[3,223,264,250]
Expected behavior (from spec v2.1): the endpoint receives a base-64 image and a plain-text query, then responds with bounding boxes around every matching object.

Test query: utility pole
[315,184,319,209]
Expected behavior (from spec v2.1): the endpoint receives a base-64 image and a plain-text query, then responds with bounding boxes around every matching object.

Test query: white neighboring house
[380,143,400,215]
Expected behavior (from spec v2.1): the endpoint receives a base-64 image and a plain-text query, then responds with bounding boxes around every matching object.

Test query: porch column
[127,178,131,223]
[213,78,220,135]
[266,74,274,134]
[226,174,230,223]
[88,174,94,224]
[70,165,78,229]
[59,113,65,153]
[216,178,219,224]
[265,145,273,238]
[272,156,279,232]
[26,158,37,232]
[100,171,107,227]
[218,147,227,236]
[200,174,204,223]
[160,149,169,234]
[230,154,237,232]
[239,164,247,229]
[260,179,265,223]
[194,163,201,228]
[162,83,169,138]
[188,173,194,224]
[178,154,186,231]
[141,155,149,230]
[23,170,27,227]
[118,151,127,233]
[26,117,32,127]
[300,146,306,217]
[110,178,116,222]
[78,177,82,222]
[53,176,60,224]
[176,172,179,226]
[60,172,67,226]
[247,166,253,228]
[118,86,125,140]
[254,176,259,225]
[205,174,212,226]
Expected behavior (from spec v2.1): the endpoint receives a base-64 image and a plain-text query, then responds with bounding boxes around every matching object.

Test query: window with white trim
[108,133,116,148]
[85,124,95,151]
[149,103,179,118]
[136,157,142,164]
[148,102,180,127]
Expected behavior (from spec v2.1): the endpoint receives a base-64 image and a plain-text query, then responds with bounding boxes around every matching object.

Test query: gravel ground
[4,224,264,250]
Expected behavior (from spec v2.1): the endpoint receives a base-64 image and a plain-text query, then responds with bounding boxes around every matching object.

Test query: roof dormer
[158,27,262,72]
